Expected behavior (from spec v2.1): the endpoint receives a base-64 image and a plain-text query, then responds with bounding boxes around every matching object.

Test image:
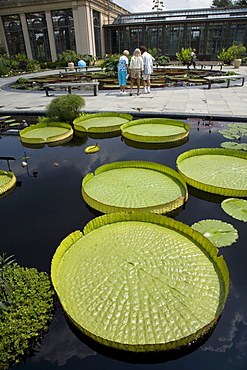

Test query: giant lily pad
[20,122,73,145]
[82,161,188,214]
[176,148,247,197]
[221,198,247,222]
[121,118,190,143]
[51,212,229,352]
[191,219,238,248]
[0,170,16,197]
[73,112,133,134]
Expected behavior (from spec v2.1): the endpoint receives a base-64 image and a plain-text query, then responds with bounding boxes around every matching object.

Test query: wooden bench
[204,75,245,89]
[64,66,88,72]
[197,61,223,70]
[44,82,99,96]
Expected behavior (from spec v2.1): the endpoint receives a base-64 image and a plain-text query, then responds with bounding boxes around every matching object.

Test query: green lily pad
[82,161,188,214]
[219,129,241,140]
[0,170,16,196]
[220,142,247,151]
[73,112,133,133]
[191,219,238,247]
[51,212,229,352]
[221,198,247,222]
[176,148,247,197]
[121,118,190,143]
[20,122,73,145]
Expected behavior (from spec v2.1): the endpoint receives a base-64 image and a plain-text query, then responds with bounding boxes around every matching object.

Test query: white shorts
[142,73,150,81]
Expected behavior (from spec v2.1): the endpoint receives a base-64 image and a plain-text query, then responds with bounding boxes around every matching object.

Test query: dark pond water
[1,118,247,370]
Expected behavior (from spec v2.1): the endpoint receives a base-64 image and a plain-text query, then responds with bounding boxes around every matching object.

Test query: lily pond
[1,116,247,370]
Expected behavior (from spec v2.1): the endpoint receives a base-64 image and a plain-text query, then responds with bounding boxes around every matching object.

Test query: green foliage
[0,262,54,369]
[217,43,246,64]
[211,0,233,7]
[147,47,161,58]
[57,50,82,66]
[0,53,40,76]
[217,47,235,65]
[176,48,192,65]
[46,94,85,123]
[16,77,29,84]
[100,55,121,75]
[156,55,170,65]
[228,42,246,59]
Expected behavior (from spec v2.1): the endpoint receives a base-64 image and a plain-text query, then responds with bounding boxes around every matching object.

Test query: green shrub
[217,43,246,65]
[176,48,192,65]
[156,55,170,65]
[16,77,29,84]
[228,42,246,59]
[0,262,54,370]
[46,94,85,123]
[100,55,121,75]
[217,48,234,65]
[57,50,82,66]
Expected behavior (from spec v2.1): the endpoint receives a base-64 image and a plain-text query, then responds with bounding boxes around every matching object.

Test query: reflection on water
[0,120,247,370]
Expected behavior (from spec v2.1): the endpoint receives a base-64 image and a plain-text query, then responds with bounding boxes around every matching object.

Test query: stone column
[20,13,32,59]
[73,4,95,55]
[45,11,57,62]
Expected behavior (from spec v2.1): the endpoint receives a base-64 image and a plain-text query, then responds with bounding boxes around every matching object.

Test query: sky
[114,0,213,13]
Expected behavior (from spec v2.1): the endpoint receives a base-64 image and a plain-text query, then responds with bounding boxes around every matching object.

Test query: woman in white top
[129,48,144,96]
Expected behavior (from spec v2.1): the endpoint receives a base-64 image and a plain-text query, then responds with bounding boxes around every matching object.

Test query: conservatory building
[104,7,247,60]
[0,0,128,61]
[0,2,247,61]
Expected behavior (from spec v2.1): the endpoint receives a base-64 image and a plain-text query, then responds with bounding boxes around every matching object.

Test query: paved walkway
[1,66,247,120]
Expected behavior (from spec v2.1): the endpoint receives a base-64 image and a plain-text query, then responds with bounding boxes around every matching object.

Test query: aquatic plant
[0,259,54,369]
[51,212,229,352]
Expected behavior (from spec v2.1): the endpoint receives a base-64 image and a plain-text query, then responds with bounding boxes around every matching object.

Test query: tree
[211,0,233,7]
[233,0,247,6]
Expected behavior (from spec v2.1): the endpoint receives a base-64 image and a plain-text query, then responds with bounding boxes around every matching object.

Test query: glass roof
[113,7,247,24]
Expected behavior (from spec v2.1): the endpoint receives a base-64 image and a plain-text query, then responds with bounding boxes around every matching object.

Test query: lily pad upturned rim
[191,219,239,248]
[82,160,188,214]
[0,170,17,196]
[120,118,190,143]
[176,148,247,197]
[51,212,229,352]
[20,122,73,145]
[221,198,247,222]
[73,112,133,133]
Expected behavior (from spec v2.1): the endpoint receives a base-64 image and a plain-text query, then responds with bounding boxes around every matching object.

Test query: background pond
[1,118,247,370]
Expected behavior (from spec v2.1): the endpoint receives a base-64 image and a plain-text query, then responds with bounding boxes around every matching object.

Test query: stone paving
[1,66,247,119]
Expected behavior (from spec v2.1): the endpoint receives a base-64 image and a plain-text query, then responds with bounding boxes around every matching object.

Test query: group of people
[117,46,155,96]
[118,47,197,95]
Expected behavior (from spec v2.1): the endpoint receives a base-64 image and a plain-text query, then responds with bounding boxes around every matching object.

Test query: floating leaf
[0,170,16,196]
[220,142,247,151]
[176,148,247,197]
[73,112,132,134]
[84,143,100,153]
[20,122,73,145]
[191,219,238,247]
[121,118,190,144]
[51,212,229,352]
[18,156,30,160]
[219,129,241,140]
[221,198,247,222]
[82,161,188,214]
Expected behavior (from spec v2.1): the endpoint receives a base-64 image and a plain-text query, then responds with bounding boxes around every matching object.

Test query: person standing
[140,46,155,93]
[118,50,129,94]
[129,48,143,96]
[187,48,197,69]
